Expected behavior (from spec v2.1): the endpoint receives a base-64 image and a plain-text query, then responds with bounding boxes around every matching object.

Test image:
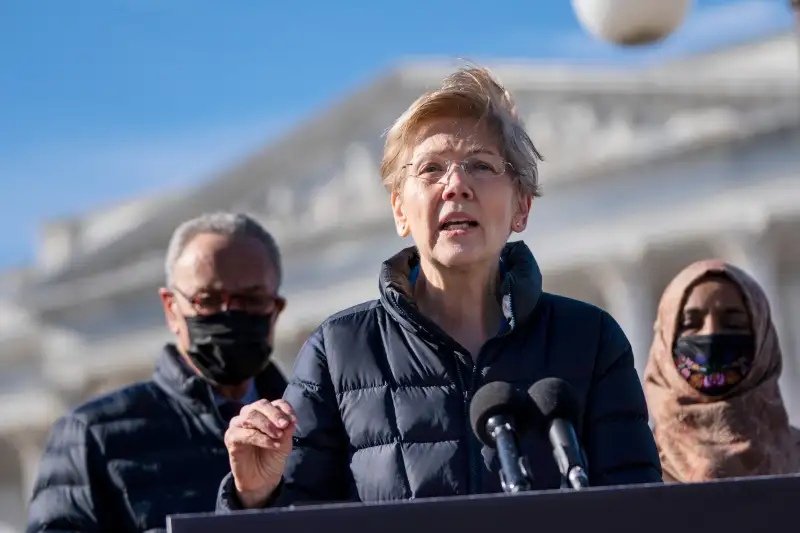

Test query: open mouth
[439,219,480,231]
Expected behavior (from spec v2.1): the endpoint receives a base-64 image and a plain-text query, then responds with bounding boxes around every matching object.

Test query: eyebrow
[682,306,748,315]
[722,308,748,316]
[466,146,499,157]
[417,146,499,159]
[194,285,267,294]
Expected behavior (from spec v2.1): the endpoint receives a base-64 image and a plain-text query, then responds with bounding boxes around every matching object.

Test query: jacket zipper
[402,276,517,496]
[453,340,494,495]
[461,276,517,495]
[452,356,472,494]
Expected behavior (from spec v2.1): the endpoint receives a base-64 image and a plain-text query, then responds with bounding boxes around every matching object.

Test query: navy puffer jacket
[217,242,661,510]
[27,346,286,533]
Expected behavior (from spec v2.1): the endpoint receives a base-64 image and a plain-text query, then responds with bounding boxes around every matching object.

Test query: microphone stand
[553,441,590,491]
[559,466,590,490]
[487,417,534,494]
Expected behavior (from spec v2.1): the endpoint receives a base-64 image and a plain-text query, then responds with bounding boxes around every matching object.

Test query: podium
[168,473,800,533]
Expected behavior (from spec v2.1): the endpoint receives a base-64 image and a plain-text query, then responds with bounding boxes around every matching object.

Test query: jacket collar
[152,344,288,409]
[152,344,215,410]
[378,241,543,343]
[151,344,287,441]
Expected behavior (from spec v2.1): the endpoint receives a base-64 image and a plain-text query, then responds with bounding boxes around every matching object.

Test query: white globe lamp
[571,0,693,46]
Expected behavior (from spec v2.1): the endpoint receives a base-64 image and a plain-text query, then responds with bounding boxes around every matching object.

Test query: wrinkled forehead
[173,233,277,293]
[411,118,502,159]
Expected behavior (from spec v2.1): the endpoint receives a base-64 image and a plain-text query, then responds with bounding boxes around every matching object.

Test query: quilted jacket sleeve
[582,311,663,486]
[217,325,351,512]
[26,415,109,533]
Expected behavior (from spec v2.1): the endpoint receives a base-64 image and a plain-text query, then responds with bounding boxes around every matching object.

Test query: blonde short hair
[380,66,543,196]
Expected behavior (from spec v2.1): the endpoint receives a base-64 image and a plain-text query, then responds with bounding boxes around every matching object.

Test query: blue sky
[0,0,794,269]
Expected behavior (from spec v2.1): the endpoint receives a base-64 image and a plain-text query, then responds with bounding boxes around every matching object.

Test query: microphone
[527,378,590,490]
[469,381,533,494]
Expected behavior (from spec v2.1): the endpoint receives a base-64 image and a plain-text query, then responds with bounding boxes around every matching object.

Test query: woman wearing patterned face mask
[644,259,800,482]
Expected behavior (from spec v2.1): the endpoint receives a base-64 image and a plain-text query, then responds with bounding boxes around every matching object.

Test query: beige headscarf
[643,259,800,482]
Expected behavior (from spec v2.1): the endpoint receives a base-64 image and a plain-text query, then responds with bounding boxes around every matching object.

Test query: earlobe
[512,194,532,233]
[391,190,409,238]
[511,213,529,233]
[168,302,182,335]
[159,288,182,335]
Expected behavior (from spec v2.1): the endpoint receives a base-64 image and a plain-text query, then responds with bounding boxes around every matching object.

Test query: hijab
[643,259,800,482]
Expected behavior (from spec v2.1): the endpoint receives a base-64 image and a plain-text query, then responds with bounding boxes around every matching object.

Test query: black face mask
[184,310,273,386]
[673,333,755,396]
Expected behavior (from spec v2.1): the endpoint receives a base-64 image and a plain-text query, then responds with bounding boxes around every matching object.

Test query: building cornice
[23,215,401,313]
[531,173,800,274]
[22,110,799,312]
[27,34,800,288]
[543,99,800,189]
[399,60,798,98]
[32,69,415,287]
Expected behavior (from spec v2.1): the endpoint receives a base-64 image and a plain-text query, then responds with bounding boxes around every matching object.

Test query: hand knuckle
[227,437,247,452]
[276,399,293,410]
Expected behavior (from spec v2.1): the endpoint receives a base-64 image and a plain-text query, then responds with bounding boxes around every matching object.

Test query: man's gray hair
[165,212,282,287]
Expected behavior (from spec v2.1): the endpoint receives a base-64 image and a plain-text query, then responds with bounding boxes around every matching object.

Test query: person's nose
[441,164,474,201]
[698,313,721,335]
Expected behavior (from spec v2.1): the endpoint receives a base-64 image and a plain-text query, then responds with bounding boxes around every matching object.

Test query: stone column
[9,431,47,503]
[782,277,800,426]
[711,230,800,421]
[595,260,657,381]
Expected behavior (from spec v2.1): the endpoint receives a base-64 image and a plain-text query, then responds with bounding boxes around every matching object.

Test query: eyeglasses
[170,286,285,316]
[403,154,512,185]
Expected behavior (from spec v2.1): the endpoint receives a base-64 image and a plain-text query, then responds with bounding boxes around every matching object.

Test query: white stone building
[0,31,798,532]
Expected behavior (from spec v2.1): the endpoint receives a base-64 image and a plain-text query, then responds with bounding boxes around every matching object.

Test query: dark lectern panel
[168,474,799,533]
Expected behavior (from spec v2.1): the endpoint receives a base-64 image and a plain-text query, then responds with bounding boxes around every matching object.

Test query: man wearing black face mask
[27,212,288,533]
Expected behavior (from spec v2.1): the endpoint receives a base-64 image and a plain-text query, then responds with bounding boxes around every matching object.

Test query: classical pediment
[308,141,387,224]
[654,31,799,81]
[231,138,388,248]
[25,32,799,292]
[516,87,797,187]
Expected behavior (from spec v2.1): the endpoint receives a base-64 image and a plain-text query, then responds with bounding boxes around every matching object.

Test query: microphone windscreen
[469,381,529,447]
[527,377,582,428]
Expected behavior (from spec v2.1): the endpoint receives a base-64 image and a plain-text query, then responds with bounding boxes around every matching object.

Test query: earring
[400,224,410,237]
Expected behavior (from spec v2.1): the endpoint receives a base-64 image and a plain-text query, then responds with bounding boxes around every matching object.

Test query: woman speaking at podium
[645,260,800,482]
[217,66,662,511]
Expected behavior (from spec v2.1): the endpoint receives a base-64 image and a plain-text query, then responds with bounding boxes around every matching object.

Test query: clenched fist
[224,398,297,508]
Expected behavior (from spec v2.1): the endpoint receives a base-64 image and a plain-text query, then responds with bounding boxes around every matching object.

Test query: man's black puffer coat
[27,346,286,533]
[217,242,661,510]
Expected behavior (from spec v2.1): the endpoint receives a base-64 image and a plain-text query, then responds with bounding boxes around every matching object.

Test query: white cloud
[554,0,794,64]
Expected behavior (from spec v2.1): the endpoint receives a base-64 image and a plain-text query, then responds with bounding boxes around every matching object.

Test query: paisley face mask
[673,333,755,396]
